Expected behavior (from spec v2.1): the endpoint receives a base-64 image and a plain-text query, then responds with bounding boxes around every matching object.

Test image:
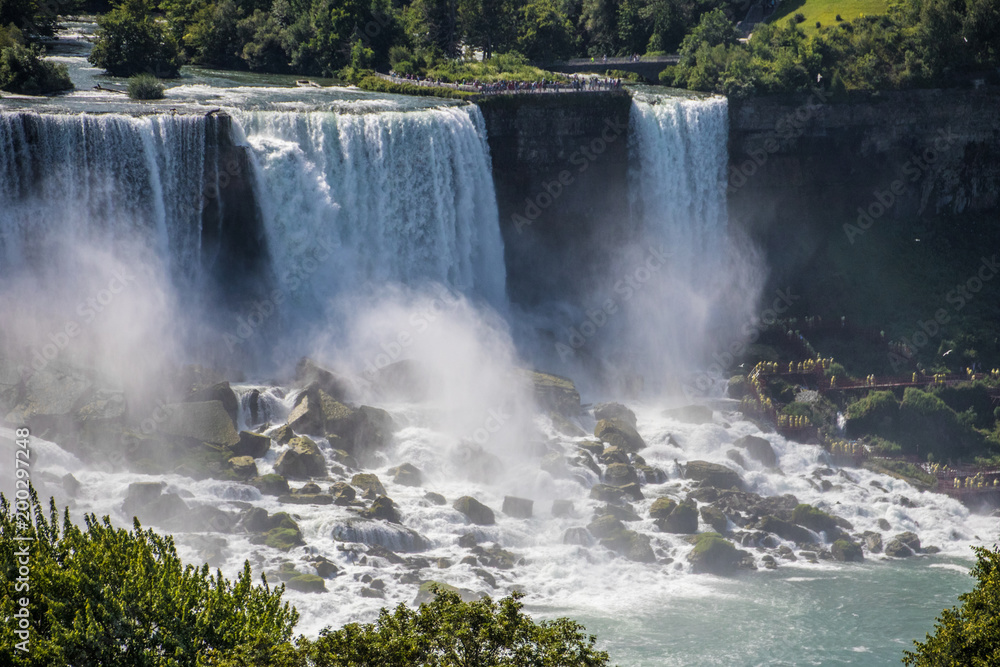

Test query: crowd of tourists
[383,71,624,95]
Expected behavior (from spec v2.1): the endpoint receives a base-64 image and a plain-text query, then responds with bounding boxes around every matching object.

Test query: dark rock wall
[478,92,634,306]
[727,88,1000,285]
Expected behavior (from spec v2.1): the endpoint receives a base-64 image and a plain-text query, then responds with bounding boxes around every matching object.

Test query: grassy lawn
[769,0,889,34]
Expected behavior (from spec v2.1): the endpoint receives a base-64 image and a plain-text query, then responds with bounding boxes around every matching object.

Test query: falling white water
[628,94,729,274]
[233,105,507,317]
[0,112,207,287]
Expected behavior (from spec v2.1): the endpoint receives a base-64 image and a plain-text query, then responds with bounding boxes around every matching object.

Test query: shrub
[845,390,899,438]
[127,72,165,99]
[899,387,983,459]
[793,13,806,23]
[90,0,181,77]
[904,547,1000,665]
[835,14,843,21]
[300,586,610,666]
[815,21,821,28]
[0,26,72,95]
[0,492,298,664]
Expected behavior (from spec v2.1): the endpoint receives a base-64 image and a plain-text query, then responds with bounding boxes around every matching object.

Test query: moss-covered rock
[263,512,305,551]
[649,497,678,519]
[388,462,423,487]
[636,464,667,484]
[624,531,655,562]
[295,357,351,401]
[414,581,480,604]
[453,496,495,525]
[758,515,814,544]
[287,572,326,593]
[251,474,289,495]
[330,481,357,504]
[364,495,401,523]
[604,462,639,486]
[791,504,838,534]
[688,532,743,575]
[267,424,295,445]
[577,440,605,456]
[521,369,581,416]
[700,505,728,533]
[274,436,326,479]
[589,484,625,503]
[656,501,698,534]
[593,402,637,428]
[159,400,240,447]
[228,455,257,480]
[187,381,239,426]
[831,539,864,562]
[594,418,646,452]
[351,473,387,497]
[424,491,447,505]
[587,514,626,540]
[683,461,743,490]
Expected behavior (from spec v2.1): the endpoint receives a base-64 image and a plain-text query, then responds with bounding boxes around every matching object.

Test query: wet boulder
[364,496,402,523]
[552,499,575,517]
[187,381,239,426]
[593,402,637,428]
[274,436,326,479]
[160,400,240,447]
[594,419,646,452]
[683,461,744,490]
[352,473,387,498]
[649,497,677,520]
[636,464,667,484]
[656,501,698,534]
[522,369,581,417]
[232,430,270,458]
[228,455,258,480]
[831,539,864,562]
[885,539,914,558]
[687,533,745,575]
[251,474,289,495]
[894,531,921,553]
[331,481,357,504]
[862,531,883,553]
[453,496,496,525]
[604,462,639,486]
[295,357,352,402]
[733,435,778,469]
[757,516,815,545]
[502,495,533,519]
[700,506,728,533]
[589,484,625,504]
[388,463,423,487]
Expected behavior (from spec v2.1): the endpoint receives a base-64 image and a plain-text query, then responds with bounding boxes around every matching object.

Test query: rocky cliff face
[727,88,1000,283]
[478,93,634,306]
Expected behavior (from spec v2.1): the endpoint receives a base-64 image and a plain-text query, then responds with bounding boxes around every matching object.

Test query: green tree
[904,546,1000,665]
[301,585,611,666]
[0,23,73,93]
[0,492,298,665]
[517,0,574,61]
[89,0,182,77]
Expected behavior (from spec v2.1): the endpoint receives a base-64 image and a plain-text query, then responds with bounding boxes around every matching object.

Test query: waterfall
[586,93,758,395]
[628,94,729,276]
[234,105,507,317]
[0,112,208,287]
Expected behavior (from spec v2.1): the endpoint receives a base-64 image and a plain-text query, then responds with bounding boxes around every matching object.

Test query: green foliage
[300,586,610,666]
[517,0,574,61]
[127,72,165,99]
[0,24,72,94]
[899,387,984,460]
[89,0,182,77]
[862,458,937,489]
[0,0,65,38]
[845,390,899,438]
[791,503,838,533]
[904,546,1000,665]
[353,71,478,98]
[0,491,298,665]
